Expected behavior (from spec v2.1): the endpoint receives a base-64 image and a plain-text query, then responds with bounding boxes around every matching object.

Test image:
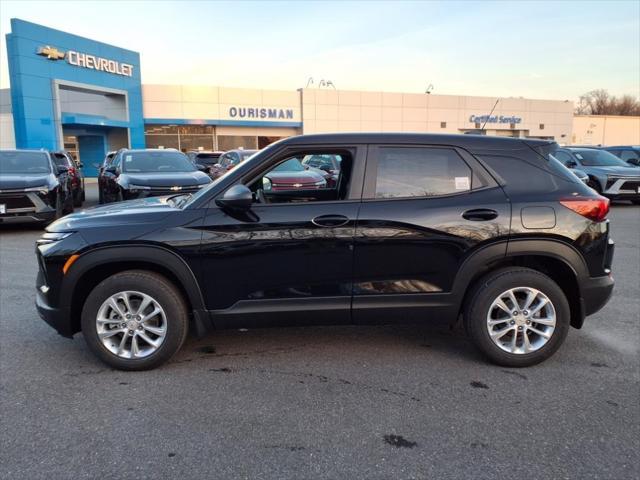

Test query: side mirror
[195,163,207,172]
[57,165,69,174]
[215,184,253,211]
[566,160,577,169]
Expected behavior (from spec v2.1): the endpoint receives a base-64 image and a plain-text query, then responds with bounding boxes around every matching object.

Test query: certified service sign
[36,45,134,77]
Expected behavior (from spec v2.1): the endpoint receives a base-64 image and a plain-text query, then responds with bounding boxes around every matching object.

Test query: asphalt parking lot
[1,186,638,480]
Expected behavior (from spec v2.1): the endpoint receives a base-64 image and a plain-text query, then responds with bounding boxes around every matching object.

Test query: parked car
[186,150,225,176]
[571,168,589,184]
[553,147,640,204]
[99,149,211,203]
[301,154,341,188]
[51,151,85,207]
[36,133,614,370]
[209,149,258,179]
[261,157,327,193]
[601,146,640,167]
[1,149,74,224]
[97,151,117,204]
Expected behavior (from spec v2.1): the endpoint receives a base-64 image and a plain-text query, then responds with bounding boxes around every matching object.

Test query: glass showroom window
[179,125,215,152]
[218,135,258,151]
[144,125,179,149]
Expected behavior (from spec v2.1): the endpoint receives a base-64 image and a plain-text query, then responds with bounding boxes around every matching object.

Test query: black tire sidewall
[81,271,188,370]
[466,268,570,367]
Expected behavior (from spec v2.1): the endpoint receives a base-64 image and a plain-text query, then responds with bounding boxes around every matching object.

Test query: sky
[0,0,638,101]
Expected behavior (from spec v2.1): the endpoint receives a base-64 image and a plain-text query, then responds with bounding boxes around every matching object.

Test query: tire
[464,267,570,367]
[587,179,601,193]
[116,188,124,203]
[81,270,189,371]
[54,192,64,219]
[73,189,83,207]
[631,200,640,205]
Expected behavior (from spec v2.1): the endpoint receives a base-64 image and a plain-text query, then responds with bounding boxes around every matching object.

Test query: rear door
[352,144,510,324]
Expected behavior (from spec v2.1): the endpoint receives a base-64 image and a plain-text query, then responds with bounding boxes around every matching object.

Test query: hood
[265,170,325,184]
[0,173,56,190]
[121,171,211,187]
[585,165,640,176]
[47,195,178,232]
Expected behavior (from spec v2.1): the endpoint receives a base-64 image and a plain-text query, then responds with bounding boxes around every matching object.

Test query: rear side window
[373,147,472,199]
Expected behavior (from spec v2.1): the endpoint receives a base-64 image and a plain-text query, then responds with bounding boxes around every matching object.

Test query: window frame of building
[440,122,447,128]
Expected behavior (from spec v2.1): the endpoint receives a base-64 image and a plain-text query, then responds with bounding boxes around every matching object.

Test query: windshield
[240,151,258,161]
[273,158,305,172]
[572,149,629,167]
[0,151,51,174]
[123,151,196,173]
[194,153,221,165]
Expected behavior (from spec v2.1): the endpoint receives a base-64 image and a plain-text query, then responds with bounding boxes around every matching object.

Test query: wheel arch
[454,239,588,329]
[62,245,205,335]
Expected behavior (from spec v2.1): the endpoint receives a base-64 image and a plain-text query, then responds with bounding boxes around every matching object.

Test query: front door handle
[462,208,499,221]
[311,214,350,228]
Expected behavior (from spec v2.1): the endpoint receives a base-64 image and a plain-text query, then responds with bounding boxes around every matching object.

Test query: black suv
[98,148,211,203]
[1,149,74,225]
[35,134,614,370]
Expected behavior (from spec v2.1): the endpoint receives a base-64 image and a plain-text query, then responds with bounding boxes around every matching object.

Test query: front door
[352,144,510,323]
[198,145,366,328]
[77,135,106,178]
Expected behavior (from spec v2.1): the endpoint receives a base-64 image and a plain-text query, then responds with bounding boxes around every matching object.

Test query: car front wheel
[465,267,570,367]
[81,270,189,370]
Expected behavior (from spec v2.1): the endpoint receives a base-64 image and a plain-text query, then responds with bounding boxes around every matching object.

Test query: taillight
[68,167,76,175]
[560,196,610,222]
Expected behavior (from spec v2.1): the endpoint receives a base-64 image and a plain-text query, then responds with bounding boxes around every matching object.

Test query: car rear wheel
[465,267,570,367]
[81,270,189,370]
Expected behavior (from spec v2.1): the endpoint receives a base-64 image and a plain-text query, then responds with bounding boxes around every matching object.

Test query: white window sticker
[125,155,132,163]
[454,176,470,190]
[575,153,584,160]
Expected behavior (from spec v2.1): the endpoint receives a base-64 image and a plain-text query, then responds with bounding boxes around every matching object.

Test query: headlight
[128,184,151,191]
[36,231,74,245]
[263,177,272,191]
[314,180,327,187]
[24,186,50,194]
[197,184,208,189]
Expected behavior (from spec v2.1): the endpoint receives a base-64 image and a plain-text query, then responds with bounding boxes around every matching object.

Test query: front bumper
[35,271,73,337]
[603,176,640,199]
[0,191,57,223]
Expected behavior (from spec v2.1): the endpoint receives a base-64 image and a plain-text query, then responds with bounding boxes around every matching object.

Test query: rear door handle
[462,208,499,221]
[311,214,350,228]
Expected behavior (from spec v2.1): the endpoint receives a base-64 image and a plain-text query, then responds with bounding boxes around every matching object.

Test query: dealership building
[0,19,582,177]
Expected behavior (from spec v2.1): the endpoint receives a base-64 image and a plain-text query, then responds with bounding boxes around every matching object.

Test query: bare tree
[576,90,640,116]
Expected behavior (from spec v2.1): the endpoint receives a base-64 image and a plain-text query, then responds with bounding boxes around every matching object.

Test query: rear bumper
[582,274,615,317]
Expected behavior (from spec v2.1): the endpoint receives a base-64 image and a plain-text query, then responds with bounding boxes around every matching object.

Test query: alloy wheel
[96,291,167,359]
[486,287,556,354]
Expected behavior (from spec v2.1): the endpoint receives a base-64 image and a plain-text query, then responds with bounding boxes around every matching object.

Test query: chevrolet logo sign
[36,46,66,60]
[292,183,303,188]
[170,186,182,191]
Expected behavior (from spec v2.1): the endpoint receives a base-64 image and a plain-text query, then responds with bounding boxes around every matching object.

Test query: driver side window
[248,151,351,204]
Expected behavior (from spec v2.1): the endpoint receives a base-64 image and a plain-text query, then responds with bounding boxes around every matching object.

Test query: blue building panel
[6,18,144,161]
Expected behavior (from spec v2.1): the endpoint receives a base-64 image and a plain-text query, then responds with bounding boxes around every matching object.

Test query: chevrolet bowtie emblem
[170,186,182,191]
[37,46,66,60]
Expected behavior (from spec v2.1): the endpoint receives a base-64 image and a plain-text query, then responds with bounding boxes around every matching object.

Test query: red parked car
[262,158,327,191]
[50,151,84,207]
